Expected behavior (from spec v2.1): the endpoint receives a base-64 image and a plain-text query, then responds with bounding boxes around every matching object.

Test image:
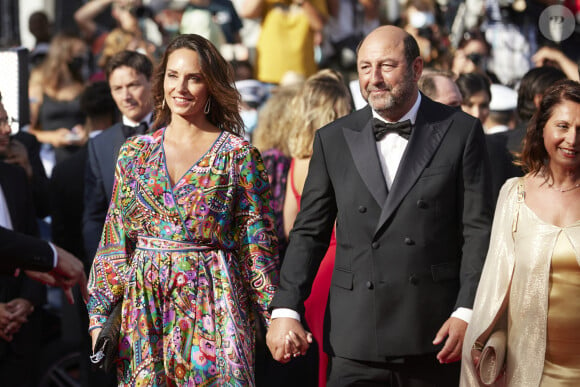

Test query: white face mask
[240,108,258,134]
[409,11,435,29]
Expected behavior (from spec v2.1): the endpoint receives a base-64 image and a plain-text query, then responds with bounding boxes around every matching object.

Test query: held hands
[433,316,468,364]
[266,317,313,363]
[0,299,34,342]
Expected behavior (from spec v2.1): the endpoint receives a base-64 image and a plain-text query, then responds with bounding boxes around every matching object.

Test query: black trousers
[327,353,460,387]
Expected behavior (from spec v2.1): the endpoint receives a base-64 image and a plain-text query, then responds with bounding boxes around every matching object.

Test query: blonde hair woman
[253,83,302,258]
[283,69,352,387]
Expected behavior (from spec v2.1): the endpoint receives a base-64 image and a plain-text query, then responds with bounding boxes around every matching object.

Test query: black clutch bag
[90,302,122,373]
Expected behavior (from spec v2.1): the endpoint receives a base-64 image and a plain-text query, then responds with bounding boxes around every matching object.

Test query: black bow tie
[372,118,413,141]
[122,121,148,138]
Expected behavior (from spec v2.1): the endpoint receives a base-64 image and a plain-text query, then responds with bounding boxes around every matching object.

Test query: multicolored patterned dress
[87,129,279,386]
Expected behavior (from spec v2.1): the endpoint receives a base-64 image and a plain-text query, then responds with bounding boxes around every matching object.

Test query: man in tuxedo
[267,26,493,386]
[83,50,154,264]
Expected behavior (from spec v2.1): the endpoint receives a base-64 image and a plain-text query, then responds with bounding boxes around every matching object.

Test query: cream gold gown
[541,233,580,385]
[460,177,580,387]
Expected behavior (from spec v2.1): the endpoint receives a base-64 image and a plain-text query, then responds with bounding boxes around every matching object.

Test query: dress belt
[136,235,213,252]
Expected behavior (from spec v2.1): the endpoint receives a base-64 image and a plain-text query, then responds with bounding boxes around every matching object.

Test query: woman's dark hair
[455,72,491,103]
[151,34,243,134]
[516,66,567,122]
[519,79,580,175]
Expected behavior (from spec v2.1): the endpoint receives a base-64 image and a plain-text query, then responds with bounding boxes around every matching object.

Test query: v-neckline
[161,128,225,190]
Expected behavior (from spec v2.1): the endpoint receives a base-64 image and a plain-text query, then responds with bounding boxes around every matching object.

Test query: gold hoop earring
[204,98,211,114]
[162,99,166,110]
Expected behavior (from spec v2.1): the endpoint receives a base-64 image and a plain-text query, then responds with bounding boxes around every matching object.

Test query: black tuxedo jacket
[0,162,47,363]
[0,162,53,274]
[271,96,493,361]
[83,123,126,262]
[0,227,53,273]
[51,146,87,262]
[11,131,50,218]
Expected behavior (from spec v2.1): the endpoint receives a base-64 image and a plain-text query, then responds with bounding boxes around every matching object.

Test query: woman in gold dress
[460,79,580,386]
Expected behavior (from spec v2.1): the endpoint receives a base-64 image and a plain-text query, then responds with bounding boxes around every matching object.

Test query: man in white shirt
[267,25,492,386]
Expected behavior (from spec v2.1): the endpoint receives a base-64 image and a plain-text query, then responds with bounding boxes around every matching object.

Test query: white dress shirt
[272,92,471,324]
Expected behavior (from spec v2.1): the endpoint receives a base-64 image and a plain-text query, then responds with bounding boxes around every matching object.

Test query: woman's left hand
[90,328,102,352]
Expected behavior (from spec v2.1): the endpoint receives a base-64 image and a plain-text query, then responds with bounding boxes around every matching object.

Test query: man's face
[357,30,422,120]
[108,65,153,123]
[0,103,11,157]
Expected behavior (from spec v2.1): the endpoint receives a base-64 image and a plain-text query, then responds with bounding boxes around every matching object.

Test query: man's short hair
[105,50,153,81]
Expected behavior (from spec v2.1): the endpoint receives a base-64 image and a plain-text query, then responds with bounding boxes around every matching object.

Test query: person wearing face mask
[401,0,448,68]
[235,78,267,141]
[28,33,88,172]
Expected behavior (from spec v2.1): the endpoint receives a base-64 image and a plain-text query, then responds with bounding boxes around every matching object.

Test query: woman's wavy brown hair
[518,79,580,176]
[151,34,243,135]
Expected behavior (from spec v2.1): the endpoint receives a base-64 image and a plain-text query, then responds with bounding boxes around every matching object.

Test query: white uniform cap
[489,84,518,111]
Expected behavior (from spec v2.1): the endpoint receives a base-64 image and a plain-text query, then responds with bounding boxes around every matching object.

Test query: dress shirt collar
[122,112,154,128]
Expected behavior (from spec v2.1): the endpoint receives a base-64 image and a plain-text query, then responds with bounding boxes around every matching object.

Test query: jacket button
[409,275,419,285]
[404,237,414,245]
[371,242,380,249]
[366,281,374,289]
[417,199,427,209]
[358,205,367,213]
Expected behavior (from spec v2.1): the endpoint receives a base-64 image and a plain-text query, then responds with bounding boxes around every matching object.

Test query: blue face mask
[241,108,258,134]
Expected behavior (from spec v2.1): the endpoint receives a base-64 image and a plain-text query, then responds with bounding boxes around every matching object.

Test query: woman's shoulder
[217,131,256,155]
[119,128,163,157]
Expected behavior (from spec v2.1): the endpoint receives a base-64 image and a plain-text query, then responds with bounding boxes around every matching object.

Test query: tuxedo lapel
[344,116,388,207]
[375,104,451,234]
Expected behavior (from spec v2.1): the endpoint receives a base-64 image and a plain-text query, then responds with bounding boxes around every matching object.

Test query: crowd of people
[0,0,580,386]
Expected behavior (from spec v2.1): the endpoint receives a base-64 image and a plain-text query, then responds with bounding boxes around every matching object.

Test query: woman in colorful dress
[460,79,580,386]
[87,33,279,386]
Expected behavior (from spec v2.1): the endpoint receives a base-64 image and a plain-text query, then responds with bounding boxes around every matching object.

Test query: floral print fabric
[87,129,279,386]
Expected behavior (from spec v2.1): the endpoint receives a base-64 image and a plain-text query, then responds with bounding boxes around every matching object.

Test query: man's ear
[413,57,424,82]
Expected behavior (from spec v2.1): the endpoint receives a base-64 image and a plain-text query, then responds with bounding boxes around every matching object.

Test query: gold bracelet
[472,340,484,352]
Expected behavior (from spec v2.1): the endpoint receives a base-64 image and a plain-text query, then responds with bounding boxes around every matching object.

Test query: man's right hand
[25,246,88,304]
[266,317,312,363]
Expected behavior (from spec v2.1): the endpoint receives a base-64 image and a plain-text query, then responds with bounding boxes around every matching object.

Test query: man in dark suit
[0,95,87,302]
[267,26,493,386]
[83,50,154,263]
[0,154,47,386]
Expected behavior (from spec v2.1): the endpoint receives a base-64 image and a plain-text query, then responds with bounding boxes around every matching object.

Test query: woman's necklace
[547,182,580,193]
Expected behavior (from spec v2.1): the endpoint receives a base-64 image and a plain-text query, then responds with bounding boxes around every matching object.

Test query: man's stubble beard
[367,71,416,116]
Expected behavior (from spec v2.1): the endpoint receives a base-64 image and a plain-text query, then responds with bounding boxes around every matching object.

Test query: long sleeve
[235,146,279,326]
[456,118,494,310]
[460,178,519,387]
[0,226,54,273]
[86,141,136,331]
